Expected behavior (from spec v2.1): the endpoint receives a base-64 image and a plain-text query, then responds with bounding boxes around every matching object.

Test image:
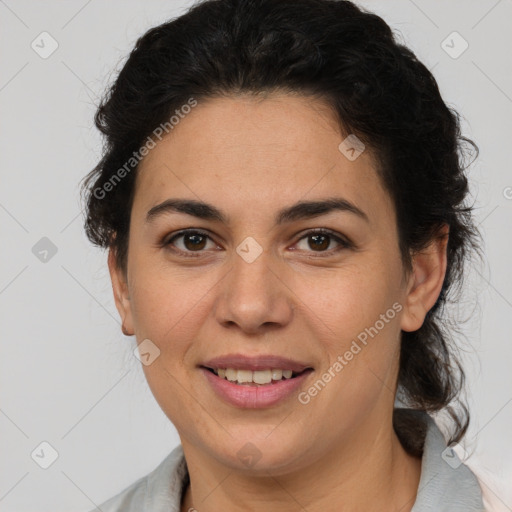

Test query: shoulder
[88,444,188,512]
[395,408,486,511]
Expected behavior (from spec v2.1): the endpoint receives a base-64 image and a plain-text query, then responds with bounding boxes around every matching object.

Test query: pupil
[185,233,206,251]
[309,234,329,251]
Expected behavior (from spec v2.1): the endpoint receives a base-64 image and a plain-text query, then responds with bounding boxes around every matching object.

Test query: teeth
[253,370,272,384]
[271,369,283,380]
[237,369,253,383]
[213,368,297,385]
[225,368,237,382]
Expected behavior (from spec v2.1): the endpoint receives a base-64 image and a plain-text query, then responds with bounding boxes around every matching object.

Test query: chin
[208,432,311,475]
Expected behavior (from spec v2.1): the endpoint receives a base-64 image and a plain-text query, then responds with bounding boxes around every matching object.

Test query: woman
[81,0,485,510]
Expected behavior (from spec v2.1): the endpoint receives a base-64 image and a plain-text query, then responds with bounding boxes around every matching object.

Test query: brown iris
[183,233,207,251]
[308,234,329,251]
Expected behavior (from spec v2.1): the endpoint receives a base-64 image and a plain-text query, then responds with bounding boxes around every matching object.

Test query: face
[110,93,444,475]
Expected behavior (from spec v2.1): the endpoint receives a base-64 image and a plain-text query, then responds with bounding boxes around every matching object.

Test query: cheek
[290,261,403,395]
[128,264,220,361]
[290,262,400,340]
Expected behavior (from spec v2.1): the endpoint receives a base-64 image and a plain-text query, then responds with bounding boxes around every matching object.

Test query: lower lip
[201,368,313,408]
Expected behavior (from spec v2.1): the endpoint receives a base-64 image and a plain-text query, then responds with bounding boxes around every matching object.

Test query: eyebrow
[145,197,369,225]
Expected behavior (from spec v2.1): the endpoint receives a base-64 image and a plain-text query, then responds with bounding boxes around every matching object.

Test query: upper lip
[201,354,314,373]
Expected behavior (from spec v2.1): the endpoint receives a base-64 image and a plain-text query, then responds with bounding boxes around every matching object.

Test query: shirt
[89,410,485,511]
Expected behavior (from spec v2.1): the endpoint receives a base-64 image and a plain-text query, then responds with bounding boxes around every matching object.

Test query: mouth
[200,363,315,408]
[200,366,314,386]
[199,354,315,407]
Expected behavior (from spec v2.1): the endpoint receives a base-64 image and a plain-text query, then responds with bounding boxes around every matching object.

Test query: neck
[180,414,422,512]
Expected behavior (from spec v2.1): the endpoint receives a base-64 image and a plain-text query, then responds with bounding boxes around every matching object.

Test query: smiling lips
[200,353,314,408]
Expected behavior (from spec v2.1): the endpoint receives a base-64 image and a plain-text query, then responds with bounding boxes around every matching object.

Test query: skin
[109,93,448,511]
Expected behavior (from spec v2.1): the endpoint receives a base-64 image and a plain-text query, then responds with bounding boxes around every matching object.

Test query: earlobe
[108,248,135,336]
[400,226,449,333]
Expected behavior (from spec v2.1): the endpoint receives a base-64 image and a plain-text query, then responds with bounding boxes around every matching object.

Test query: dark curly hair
[80,0,480,453]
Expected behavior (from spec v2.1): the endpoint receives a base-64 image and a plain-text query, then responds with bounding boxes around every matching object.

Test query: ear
[108,247,134,336]
[400,225,449,332]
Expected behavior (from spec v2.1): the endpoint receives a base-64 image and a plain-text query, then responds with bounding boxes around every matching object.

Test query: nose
[213,245,295,335]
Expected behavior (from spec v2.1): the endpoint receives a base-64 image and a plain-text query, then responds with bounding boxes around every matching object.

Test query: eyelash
[162,228,353,258]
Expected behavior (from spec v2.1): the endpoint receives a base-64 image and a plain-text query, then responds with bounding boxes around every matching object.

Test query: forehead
[133,94,393,225]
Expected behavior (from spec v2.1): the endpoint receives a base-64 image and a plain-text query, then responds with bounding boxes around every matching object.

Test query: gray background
[1,0,511,509]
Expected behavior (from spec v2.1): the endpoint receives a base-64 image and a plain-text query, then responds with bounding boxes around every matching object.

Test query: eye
[164,229,218,256]
[163,228,353,258]
[293,229,353,255]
